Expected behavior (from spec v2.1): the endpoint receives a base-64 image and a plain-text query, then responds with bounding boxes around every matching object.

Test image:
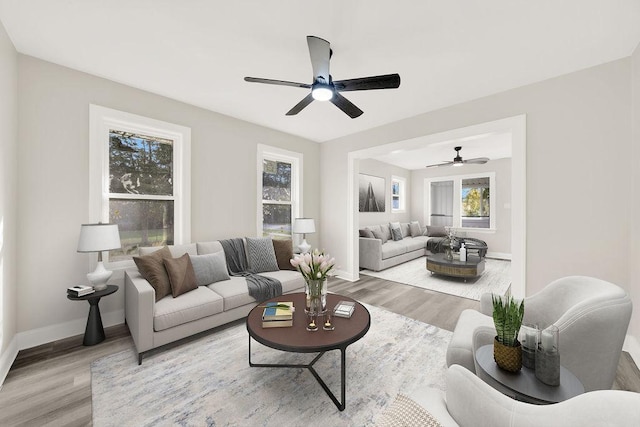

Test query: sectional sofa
[125,240,304,364]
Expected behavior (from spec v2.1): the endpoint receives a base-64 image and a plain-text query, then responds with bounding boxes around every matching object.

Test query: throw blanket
[220,238,282,302]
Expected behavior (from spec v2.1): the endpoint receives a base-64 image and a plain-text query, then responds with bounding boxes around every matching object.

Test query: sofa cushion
[258,270,305,293]
[196,241,223,255]
[401,222,411,238]
[272,239,296,270]
[404,237,427,252]
[381,224,392,241]
[426,225,447,237]
[410,221,422,237]
[139,243,197,257]
[359,228,375,238]
[381,240,407,259]
[390,222,403,241]
[207,277,254,311]
[133,246,173,301]
[154,286,224,331]
[246,237,279,273]
[369,227,388,243]
[189,252,230,286]
[164,253,198,297]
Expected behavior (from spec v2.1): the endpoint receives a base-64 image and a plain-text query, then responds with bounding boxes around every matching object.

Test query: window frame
[256,144,303,239]
[391,175,406,213]
[425,172,496,232]
[89,105,191,268]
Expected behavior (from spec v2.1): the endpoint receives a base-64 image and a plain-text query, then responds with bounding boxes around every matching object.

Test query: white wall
[629,42,640,356]
[16,55,320,345]
[358,158,412,227]
[0,19,18,382]
[321,58,632,302]
[411,158,512,256]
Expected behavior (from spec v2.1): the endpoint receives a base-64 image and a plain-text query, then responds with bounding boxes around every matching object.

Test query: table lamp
[293,218,315,254]
[77,223,121,290]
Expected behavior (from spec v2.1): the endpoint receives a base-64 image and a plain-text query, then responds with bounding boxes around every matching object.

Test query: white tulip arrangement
[290,249,336,281]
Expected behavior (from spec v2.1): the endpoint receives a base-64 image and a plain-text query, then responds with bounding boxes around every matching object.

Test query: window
[391,176,406,213]
[90,105,191,264]
[257,145,302,239]
[425,172,495,231]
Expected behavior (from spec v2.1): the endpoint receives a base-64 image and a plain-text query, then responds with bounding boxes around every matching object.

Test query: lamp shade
[77,223,121,252]
[293,218,315,234]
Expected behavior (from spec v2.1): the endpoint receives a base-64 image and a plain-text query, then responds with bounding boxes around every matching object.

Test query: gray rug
[91,305,452,426]
[360,256,511,300]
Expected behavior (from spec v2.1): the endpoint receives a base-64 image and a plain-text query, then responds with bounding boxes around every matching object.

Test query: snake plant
[491,294,525,347]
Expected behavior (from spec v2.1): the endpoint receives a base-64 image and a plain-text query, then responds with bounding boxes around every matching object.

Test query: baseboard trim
[0,336,19,387]
[16,309,125,351]
[334,269,358,282]
[486,252,512,260]
[623,334,640,368]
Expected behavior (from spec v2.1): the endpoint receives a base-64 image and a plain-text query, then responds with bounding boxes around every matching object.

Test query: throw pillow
[401,222,410,238]
[360,228,375,239]
[163,253,198,297]
[189,252,230,286]
[409,221,422,237]
[426,225,447,237]
[133,246,173,301]
[381,224,392,242]
[375,394,444,427]
[272,238,296,270]
[369,228,388,243]
[246,236,279,273]
[390,222,403,241]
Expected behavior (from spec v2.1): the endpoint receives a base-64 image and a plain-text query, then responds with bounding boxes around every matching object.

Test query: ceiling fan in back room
[244,35,401,118]
[425,146,490,168]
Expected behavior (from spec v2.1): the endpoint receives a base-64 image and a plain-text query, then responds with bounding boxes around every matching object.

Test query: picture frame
[358,174,386,212]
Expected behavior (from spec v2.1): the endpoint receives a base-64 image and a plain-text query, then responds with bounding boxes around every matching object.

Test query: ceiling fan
[244,35,401,118]
[425,146,490,168]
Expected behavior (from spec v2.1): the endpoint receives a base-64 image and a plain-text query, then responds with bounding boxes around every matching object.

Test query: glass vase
[305,279,327,314]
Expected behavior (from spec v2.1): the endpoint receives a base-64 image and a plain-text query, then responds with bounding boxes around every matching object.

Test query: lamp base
[87,261,112,291]
[298,239,311,254]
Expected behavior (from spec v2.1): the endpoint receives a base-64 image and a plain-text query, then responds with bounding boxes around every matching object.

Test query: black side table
[67,285,118,346]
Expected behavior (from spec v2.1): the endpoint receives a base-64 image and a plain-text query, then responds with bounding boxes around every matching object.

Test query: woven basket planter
[493,337,522,372]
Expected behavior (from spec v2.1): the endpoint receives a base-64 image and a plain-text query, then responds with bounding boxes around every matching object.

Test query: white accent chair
[446,276,632,391]
[380,365,640,427]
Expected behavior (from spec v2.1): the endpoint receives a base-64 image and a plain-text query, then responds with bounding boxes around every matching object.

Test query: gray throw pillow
[410,221,422,237]
[189,252,230,286]
[360,228,375,238]
[246,237,279,273]
[381,224,392,241]
[369,228,388,243]
[390,222,403,241]
[401,223,410,238]
[426,225,447,237]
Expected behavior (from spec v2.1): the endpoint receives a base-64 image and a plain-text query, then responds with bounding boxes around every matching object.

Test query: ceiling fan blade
[330,93,363,118]
[333,74,401,92]
[307,36,331,83]
[244,77,311,89]
[463,157,490,165]
[286,93,315,116]
[425,162,453,168]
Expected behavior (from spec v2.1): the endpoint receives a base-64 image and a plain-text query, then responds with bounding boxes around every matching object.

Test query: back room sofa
[125,238,304,364]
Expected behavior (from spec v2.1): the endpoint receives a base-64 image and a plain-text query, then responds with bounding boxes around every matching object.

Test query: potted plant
[491,293,525,372]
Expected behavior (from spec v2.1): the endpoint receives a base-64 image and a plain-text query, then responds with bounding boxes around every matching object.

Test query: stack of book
[333,300,355,318]
[67,285,95,297]
[261,302,294,328]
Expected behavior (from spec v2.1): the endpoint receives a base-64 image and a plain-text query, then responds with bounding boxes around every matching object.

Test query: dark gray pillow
[426,225,447,237]
[390,222,403,241]
[410,221,422,237]
[189,252,230,286]
[360,228,375,238]
[246,237,279,273]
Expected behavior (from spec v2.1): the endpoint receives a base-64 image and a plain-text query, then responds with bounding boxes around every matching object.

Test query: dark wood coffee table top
[246,293,370,353]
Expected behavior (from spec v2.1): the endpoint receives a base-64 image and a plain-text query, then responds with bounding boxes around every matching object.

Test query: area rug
[91,305,451,426]
[360,256,511,301]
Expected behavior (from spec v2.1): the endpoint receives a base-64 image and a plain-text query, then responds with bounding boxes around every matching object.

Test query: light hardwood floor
[1,275,638,426]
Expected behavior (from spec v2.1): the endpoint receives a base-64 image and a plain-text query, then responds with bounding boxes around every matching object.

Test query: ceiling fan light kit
[426,146,490,168]
[245,35,400,118]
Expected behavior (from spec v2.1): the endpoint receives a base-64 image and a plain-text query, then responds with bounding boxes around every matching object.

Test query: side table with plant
[491,293,525,372]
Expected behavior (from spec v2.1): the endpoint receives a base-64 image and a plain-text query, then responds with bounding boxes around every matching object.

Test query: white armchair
[446,276,632,391]
[376,365,640,427]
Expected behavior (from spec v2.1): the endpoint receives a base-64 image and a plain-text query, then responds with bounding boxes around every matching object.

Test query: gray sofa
[359,222,436,271]
[125,240,304,364]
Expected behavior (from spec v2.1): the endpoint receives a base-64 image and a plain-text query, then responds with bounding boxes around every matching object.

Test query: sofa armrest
[359,237,383,271]
[125,269,155,355]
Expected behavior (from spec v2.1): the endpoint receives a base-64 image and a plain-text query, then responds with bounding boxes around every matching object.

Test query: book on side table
[67,285,95,297]
[261,301,294,328]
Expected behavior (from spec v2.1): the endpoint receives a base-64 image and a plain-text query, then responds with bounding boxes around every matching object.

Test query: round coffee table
[246,292,370,411]
[475,344,584,404]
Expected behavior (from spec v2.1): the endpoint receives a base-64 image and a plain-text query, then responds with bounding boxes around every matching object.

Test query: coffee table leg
[84,296,106,346]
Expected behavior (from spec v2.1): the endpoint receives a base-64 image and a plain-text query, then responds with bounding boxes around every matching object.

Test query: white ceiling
[1,1,639,143]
